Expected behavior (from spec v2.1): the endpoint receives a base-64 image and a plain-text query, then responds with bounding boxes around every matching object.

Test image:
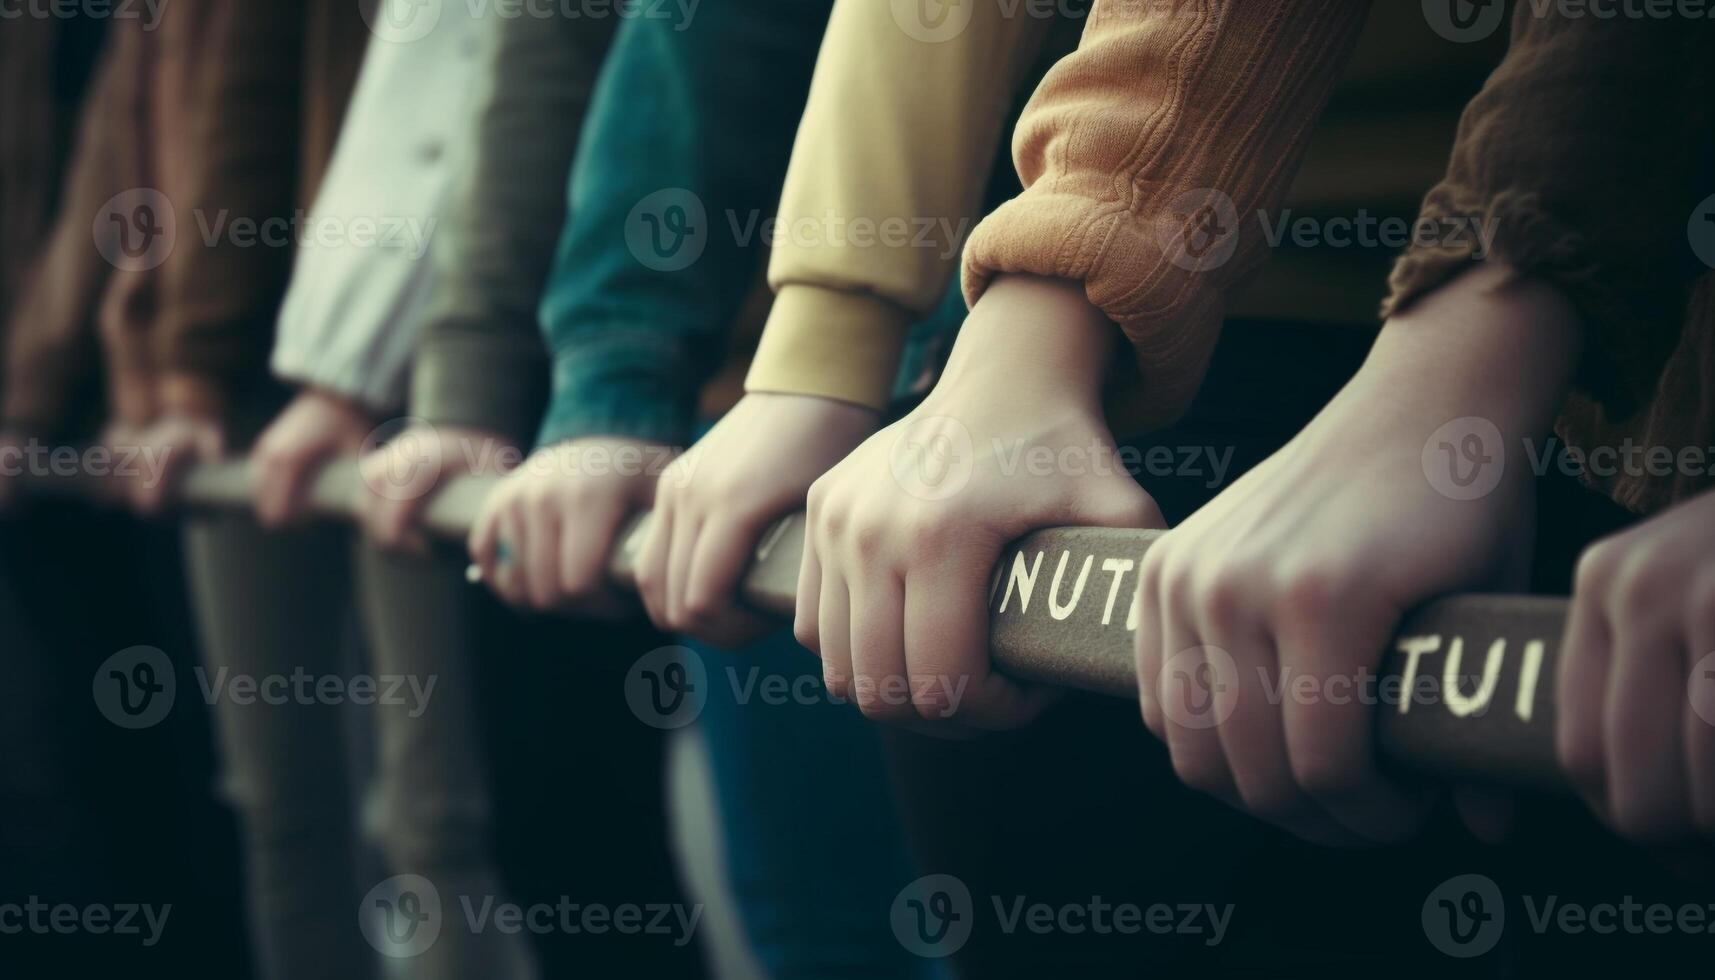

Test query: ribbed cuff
[744,285,913,411]
[410,326,549,445]
[535,336,697,449]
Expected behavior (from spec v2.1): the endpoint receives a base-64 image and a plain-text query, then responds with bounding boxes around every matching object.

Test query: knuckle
[1198,568,1250,631]
[793,615,819,652]
[1287,749,1359,802]
[1237,777,1306,826]
[1574,539,1625,598]
[1168,750,1229,797]
[1274,560,1359,625]
[1609,555,1676,622]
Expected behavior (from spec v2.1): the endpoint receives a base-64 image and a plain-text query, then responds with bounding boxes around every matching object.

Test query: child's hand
[249,388,373,528]
[1560,488,1715,844]
[125,376,231,515]
[1135,264,1582,846]
[358,422,516,551]
[797,276,1163,733]
[467,436,672,617]
[637,392,878,648]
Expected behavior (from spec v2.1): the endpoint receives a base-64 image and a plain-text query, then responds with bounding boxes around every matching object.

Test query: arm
[256,10,492,528]
[1140,5,1714,845]
[365,8,620,549]
[646,0,1064,647]
[469,0,833,613]
[962,0,1372,432]
[797,0,1374,734]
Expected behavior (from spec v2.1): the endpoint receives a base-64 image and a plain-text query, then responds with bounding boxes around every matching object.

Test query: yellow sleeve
[746,0,1057,410]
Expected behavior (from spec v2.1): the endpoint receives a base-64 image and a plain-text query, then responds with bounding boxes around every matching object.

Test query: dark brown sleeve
[1383,4,1715,420]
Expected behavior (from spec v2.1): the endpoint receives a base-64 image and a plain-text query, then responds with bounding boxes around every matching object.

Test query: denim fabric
[689,630,945,980]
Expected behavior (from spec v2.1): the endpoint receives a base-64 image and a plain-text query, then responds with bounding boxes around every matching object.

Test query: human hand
[1559,487,1715,845]
[249,388,373,528]
[468,436,674,616]
[1135,264,1583,846]
[798,276,1162,733]
[359,422,517,552]
[636,392,878,648]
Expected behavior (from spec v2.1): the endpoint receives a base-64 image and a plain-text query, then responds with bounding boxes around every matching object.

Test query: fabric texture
[743,0,1070,411]
[407,9,619,445]
[0,0,369,437]
[532,0,834,449]
[271,4,489,412]
[1379,3,1715,512]
[960,0,1374,433]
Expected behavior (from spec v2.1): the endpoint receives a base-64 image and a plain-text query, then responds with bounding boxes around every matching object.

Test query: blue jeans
[690,630,944,979]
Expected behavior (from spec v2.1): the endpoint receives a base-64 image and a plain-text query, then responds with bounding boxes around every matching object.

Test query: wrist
[1358,264,1582,435]
[159,373,227,421]
[939,275,1118,409]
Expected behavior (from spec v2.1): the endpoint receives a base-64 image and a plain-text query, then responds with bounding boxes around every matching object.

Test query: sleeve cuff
[1382,187,1685,419]
[535,336,698,449]
[743,285,913,411]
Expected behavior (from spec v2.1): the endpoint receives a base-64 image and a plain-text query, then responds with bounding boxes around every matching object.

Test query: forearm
[1382,2,1715,420]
